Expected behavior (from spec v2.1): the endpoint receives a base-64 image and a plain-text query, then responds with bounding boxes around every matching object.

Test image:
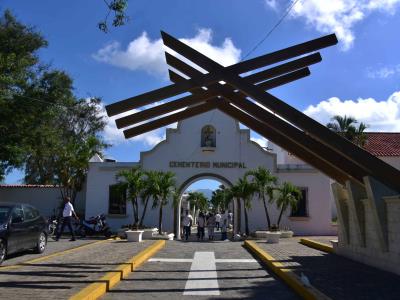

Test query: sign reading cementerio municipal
[169,161,247,168]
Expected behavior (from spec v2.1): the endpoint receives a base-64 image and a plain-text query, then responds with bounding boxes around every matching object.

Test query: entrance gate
[105,31,400,273]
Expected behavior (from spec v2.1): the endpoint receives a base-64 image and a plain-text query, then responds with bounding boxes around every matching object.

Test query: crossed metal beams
[105,32,400,192]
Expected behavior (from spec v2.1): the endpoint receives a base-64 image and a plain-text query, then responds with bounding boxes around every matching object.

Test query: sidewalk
[254,238,400,300]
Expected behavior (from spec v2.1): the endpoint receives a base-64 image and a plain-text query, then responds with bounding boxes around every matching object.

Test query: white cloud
[93,28,241,78]
[264,0,279,11]
[251,136,269,148]
[97,101,175,147]
[303,91,400,131]
[367,64,400,78]
[265,0,400,50]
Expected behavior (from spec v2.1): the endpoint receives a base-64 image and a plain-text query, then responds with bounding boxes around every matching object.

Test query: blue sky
[3,0,400,187]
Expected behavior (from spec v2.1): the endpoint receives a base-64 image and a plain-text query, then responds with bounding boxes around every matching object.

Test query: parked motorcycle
[75,214,112,238]
[47,216,58,236]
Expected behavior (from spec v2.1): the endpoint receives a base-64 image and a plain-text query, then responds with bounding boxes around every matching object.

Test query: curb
[244,240,331,300]
[299,238,334,253]
[69,240,166,300]
[0,238,115,271]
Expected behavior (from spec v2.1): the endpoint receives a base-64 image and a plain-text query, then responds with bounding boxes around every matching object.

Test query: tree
[138,170,158,227]
[99,0,130,33]
[0,11,108,190]
[327,115,368,146]
[116,166,144,227]
[232,177,256,235]
[0,10,47,179]
[187,191,208,214]
[275,182,302,227]
[245,167,277,230]
[151,171,176,234]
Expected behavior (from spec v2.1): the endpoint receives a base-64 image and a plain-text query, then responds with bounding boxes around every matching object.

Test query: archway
[175,173,234,240]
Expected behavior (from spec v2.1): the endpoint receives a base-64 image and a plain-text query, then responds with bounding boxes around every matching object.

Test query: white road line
[149,258,257,263]
[183,252,220,296]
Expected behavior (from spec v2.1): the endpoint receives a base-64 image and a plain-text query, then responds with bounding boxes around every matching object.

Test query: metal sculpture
[106,32,400,193]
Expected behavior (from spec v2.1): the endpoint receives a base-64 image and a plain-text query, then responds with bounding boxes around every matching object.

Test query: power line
[242,0,301,60]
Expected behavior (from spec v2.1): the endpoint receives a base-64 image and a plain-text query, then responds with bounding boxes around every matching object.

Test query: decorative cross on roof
[105,32,400,193]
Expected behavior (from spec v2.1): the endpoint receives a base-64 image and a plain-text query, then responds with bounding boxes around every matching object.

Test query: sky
[2,0,400,187]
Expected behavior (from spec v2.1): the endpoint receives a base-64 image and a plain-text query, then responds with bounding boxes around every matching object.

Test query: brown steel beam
[123,100,218,139]
[106,33,337,117]
[115,67,310,129]
[168,66,364,184]
[218,100,349,184]
[165,52,318,85]
[161,31,400,192]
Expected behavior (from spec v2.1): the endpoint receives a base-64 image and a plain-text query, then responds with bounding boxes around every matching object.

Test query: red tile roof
[0,184,59,188]
[364,133,400,156]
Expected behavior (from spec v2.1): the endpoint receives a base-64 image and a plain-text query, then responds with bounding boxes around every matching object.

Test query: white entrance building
[85,109,338,237]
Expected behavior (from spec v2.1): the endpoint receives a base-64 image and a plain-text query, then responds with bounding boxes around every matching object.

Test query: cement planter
[142,228,158,239]
[255,231,268,239]
[280,230,294,238]
[126,230,144,242]
[266,231,281,243]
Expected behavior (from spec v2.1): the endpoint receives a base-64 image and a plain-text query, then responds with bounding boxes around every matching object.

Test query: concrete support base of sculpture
[331,177,400,275]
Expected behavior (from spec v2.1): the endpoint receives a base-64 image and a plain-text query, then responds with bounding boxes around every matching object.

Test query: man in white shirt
[215,212,222,230]
[55,197,79,241]
[182,210,193,241]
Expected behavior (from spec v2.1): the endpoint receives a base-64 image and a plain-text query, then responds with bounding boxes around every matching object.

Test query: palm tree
[152,171,176,234]
[245,167,277,230]
[116,166,144,227]
[138,170,158,227]
[275,182,302,227]
[327,115,368,146]
[187,191,208,214]
[232,177,256,236]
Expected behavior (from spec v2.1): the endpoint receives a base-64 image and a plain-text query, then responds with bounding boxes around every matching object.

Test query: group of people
[181,210,233,241]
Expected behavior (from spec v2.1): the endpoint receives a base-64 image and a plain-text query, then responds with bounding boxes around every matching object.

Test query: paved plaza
[0,239,155,299]
[255,238,400,300]
[102,240,298,300]
[0,235,400,299]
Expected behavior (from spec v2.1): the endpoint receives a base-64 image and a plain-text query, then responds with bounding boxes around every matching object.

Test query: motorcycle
[47,215,58,236]
[75,214,112,238]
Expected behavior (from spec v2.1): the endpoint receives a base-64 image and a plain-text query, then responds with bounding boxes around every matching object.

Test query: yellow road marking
[244,240,331,300]
[299,238,334,253]
[0,237,118,271]
[70,240,166,300]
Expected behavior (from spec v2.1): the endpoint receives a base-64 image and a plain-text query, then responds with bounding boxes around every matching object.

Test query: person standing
[221,219,228,241]
[182,210,193,241]
[55,197,79,241]
[207,213,216,240]
[215,212,221,231]
[197,212,206,241]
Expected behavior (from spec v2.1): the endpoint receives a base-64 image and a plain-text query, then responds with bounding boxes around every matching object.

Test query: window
[109,185,127,215]
[291,188,308,217]
[201,125,216,147]
[23,205,39,221]
[11,205,24,223]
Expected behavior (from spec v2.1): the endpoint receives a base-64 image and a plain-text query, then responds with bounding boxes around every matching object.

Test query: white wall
[84,109,333,236]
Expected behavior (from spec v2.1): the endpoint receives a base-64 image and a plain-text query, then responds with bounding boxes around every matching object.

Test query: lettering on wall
[169,161,247,169]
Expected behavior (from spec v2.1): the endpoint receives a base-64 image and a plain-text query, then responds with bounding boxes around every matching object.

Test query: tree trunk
[236,198,242,234]
[158,204,163,234]
[262,194,271,230]
[139,196,150,226]
[244,204,249,236]
[134,199,139,224]
[277,206,285,228]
